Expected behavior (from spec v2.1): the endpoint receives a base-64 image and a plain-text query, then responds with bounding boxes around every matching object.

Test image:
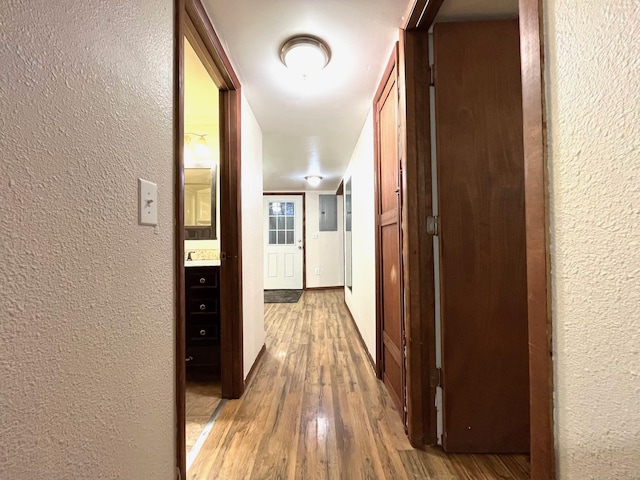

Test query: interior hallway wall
[0,1,175,478]
[544,1,640,477]
[343,110,377,360]
[305,191,345,288]
[241,93,266,378]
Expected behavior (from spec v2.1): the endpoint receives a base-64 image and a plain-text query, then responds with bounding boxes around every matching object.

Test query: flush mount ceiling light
[305,175,323,187]
[280,35,331,76]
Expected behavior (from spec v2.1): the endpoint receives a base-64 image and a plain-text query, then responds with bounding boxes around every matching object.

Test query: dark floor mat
[264,289,303,304]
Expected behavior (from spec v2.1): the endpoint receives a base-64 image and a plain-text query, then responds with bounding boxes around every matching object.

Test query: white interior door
[263,195,304,290]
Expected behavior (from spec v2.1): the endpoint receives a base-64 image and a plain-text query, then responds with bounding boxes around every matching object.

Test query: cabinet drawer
[187,322,219,342]
[185,345,220,367]
[186,268,218,288]
[188,297,219,313]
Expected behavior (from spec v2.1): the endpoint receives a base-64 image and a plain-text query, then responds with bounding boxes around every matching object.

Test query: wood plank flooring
[188,289,530,479]
[186,377,222,453]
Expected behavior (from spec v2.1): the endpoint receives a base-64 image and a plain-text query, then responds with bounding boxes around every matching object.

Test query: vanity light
[280,35,331,76]
[184,133,214,168]
[305,175,323,187]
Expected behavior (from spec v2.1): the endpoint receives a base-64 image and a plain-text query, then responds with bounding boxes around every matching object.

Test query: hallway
[187,289,529,479]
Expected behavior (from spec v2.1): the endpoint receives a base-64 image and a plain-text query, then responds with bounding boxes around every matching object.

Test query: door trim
[402,0,445,30]
[519,0,555,477]
[174,0,186,474]
[175,0,244,477]
[400,0,554,477]
[263,192,306,290]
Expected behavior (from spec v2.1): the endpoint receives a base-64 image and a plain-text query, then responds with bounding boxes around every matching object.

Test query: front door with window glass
[263,195,304,290]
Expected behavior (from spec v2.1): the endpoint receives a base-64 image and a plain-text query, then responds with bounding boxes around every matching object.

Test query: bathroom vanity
[184,262,221,369]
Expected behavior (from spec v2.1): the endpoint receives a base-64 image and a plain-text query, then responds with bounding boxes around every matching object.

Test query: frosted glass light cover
[284,44,327,74]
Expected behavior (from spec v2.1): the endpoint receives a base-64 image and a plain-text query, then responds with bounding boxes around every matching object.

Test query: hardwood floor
[188,289,530,479]
[186,376,222,454]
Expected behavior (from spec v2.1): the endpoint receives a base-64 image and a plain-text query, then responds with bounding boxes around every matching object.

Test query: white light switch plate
[138,178,158,226]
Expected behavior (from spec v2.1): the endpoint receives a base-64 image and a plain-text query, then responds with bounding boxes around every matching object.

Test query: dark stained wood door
[375,55,406,420]
[434,20,529,453]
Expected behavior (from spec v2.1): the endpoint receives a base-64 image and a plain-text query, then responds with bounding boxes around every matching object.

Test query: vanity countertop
[184,259,221,267]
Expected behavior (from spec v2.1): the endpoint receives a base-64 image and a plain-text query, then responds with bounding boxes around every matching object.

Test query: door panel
[381,224,402,349]
[263,195,304,290]
[434,20,529,453]
[376,57,406,420]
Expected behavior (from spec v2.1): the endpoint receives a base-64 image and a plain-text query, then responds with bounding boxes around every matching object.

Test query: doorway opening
[175,0,245,477]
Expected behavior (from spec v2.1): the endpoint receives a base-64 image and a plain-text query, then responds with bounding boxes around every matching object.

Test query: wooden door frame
[399,0,554,478]
[175,0,244,477]
[263,192,307,290]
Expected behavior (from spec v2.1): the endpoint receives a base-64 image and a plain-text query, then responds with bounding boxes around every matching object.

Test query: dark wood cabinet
[185,266,221,369]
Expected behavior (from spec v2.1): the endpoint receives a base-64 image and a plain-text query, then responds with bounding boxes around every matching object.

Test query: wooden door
[375,54,406,420]
[434,20,529,453]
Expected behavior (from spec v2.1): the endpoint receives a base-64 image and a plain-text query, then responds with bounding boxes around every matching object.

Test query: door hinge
[427,215,439,236]
[430,367,442,388]
[430,64,435,87]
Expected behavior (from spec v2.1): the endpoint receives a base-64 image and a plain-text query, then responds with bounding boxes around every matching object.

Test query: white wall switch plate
[313,232,319,239]
[138,178,158,226]
[314,267,320,275]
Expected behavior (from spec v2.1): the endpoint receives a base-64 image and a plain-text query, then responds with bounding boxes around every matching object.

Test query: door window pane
[285,202,294,216]
[268,200,296,245]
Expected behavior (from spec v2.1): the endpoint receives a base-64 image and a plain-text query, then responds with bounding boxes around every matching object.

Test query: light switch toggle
[138,178,158,226]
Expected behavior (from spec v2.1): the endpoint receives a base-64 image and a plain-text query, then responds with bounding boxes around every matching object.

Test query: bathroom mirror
[185,166,217,240]
[345,177,352,290]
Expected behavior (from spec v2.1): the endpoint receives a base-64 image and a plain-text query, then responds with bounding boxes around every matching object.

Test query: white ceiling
[200,0,518,192]
[202,0,410,192]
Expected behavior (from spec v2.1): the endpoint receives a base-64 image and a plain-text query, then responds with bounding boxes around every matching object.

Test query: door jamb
[175,0,244,477]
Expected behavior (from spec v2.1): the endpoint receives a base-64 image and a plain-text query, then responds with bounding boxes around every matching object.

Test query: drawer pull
[199,277,206,284]
[199,304,206,311]
[186,356,193,362]
[199,329,206,336]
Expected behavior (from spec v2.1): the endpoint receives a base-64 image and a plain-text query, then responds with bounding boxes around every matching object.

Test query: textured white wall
[0,1,175,479]
[305,191,345,288]
[545,1,640,477]
[241,93,266,378]
[343,110,377,359]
